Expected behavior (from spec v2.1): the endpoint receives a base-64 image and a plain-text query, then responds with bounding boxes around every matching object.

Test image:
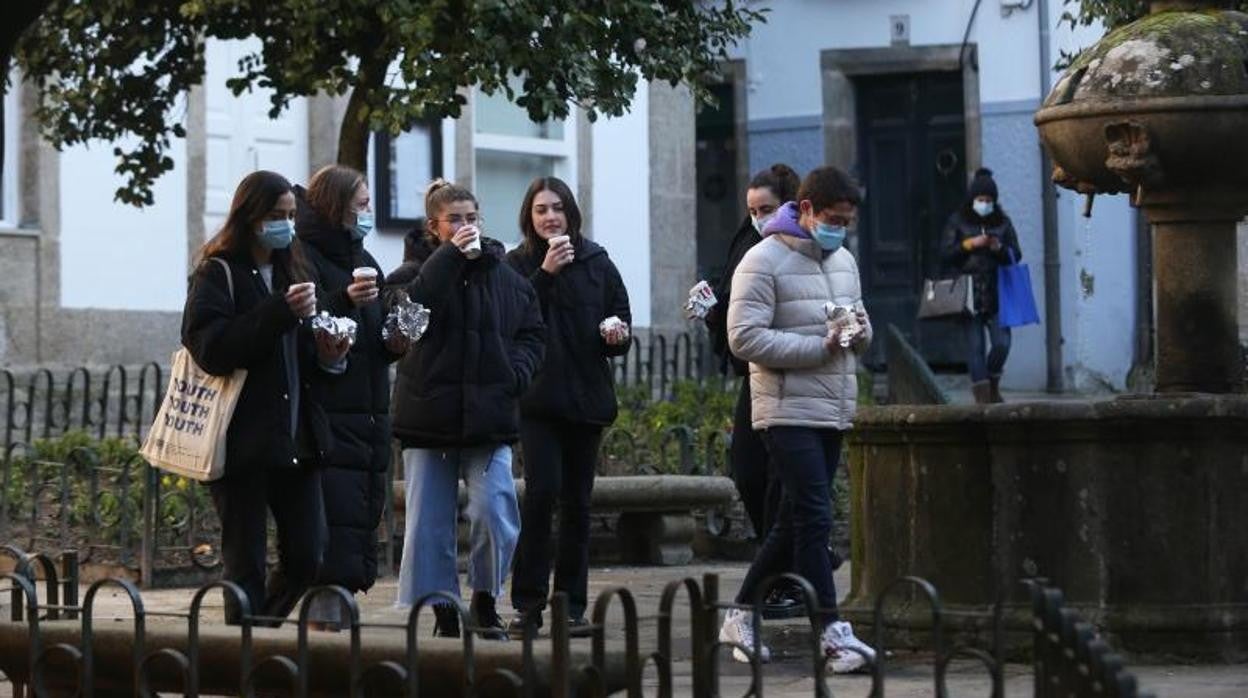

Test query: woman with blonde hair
[387,179,545,639]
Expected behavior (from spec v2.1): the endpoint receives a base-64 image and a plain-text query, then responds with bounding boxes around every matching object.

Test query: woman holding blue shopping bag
[941,168,1026,404]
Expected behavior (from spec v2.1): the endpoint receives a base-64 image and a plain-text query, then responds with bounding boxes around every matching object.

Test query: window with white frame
[373,121,443,232]
[1,79,19,228]
[473,79,576,246]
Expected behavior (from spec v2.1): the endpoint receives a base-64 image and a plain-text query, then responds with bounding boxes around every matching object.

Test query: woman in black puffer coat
[505,176,632,635]
[294,165,408,624]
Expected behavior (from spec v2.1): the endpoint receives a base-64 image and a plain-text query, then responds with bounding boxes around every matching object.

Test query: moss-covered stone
[1046,9,1248,105]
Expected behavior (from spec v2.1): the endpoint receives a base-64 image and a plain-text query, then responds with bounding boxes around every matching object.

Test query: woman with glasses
[386,179,545,640]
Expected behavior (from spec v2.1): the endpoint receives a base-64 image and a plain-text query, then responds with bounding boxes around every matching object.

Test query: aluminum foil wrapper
[311,311,358,346]
[382,291,431,343]
[825,303,862,348]
[599,315,629,342]
[684,280,717,320]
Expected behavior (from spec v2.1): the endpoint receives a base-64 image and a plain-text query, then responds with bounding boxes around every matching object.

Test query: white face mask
[973,200,995,218]
[751,212,775,234]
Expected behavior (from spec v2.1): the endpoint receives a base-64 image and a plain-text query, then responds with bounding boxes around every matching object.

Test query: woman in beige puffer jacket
[718,166,876,674]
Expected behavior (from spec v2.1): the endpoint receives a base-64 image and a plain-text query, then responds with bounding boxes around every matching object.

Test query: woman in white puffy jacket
[718,166,877,674]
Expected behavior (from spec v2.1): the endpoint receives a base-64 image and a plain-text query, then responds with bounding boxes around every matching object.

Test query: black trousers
[731,379,782,538]
[736,427,844,622]
[510,418,603,620]
[208,463,327,625]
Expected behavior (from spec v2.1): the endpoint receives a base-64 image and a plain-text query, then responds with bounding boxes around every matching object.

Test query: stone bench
[393,474,737,565]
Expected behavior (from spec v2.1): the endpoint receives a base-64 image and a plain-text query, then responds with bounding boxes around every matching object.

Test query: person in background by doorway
[941,168,1022,404]
[505,176,632,637]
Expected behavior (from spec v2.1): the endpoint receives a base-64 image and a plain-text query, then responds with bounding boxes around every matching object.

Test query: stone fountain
[841,0,1248,660]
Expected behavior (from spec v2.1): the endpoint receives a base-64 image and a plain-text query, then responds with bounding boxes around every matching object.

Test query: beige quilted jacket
[726,234,872,431]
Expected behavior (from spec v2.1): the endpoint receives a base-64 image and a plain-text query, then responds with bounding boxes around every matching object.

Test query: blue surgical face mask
[813,221,847,251]
[352,211,374,240]
[973,200,995,218]
[260,219,295,250]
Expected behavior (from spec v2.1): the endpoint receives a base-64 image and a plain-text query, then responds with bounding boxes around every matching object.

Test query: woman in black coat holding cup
[294,164,409,626]
[504,176,632,636]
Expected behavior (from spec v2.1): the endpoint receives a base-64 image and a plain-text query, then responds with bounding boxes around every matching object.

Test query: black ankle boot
[432,603,461,638]
[471,591,508,641]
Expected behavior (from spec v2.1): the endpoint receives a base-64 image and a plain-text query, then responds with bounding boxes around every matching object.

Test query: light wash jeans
[395,445,520,608]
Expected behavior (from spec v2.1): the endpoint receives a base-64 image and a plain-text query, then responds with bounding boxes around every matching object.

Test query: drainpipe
[1037,0,1064,392]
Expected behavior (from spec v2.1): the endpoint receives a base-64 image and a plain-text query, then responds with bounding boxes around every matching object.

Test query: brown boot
[989,376,1005,403]
[972,381,992,404]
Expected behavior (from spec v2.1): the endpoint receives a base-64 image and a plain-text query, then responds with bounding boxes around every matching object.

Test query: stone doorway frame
[820,44,982,184]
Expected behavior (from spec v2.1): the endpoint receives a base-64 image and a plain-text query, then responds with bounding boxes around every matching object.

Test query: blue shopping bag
[997,249,1040,328]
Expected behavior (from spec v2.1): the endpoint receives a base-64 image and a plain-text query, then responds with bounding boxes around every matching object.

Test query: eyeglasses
[432,214,482,227]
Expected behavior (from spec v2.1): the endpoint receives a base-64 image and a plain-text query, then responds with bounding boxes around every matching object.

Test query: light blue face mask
[352,211,375,240]
[813,221,847,251]
[973,200,995,218]
[260,219,295,250]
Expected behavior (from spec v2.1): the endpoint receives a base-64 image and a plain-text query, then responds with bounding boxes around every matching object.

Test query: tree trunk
[335,54,389,171]
[337,85,370,172]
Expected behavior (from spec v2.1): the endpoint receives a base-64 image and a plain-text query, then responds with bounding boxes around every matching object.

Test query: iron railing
[0,544,1153,697]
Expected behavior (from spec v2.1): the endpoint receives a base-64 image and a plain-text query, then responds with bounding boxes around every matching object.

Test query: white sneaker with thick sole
[719,608,771,664]
[822,620,875,674]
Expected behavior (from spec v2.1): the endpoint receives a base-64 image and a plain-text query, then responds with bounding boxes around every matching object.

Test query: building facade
[2,1,1244,393]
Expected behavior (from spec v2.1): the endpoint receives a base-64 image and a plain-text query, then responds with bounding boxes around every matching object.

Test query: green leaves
[16,0,763,206]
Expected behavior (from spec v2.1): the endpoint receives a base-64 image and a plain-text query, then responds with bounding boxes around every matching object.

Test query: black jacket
[294,192,396,593]
[506,238,632,426]
[386,232,545,448]
[940,209,1022,316]
[705,216,762,377]
[181,250,333,473]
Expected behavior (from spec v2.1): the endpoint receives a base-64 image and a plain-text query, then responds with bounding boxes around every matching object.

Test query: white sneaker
[822,620,875,673]
[719,608,772,664]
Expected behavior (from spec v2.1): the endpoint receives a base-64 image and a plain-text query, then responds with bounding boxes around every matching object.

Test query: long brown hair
[518,176,582,255]
[197,170,306,280]
[307,164,365,228]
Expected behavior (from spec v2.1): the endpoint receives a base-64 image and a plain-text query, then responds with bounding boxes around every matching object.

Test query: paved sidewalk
[21,561,1248,697]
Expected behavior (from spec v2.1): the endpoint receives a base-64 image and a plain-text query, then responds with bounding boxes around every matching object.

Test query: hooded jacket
[386,230,545,448]
[727,202,873,431]
[292,187,396,592]
[505,237,632,425]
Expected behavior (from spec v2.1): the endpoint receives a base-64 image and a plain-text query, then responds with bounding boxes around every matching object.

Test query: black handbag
[917,275,974,320]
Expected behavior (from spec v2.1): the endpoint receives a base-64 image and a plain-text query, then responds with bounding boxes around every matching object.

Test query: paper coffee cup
[550,234,570,247]
[352,267,378,283]
[463,229,483,259]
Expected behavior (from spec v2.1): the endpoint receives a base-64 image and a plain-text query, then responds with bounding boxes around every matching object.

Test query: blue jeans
[967,313,1012,383]
[396,446,521,607]
[735,426,843,621]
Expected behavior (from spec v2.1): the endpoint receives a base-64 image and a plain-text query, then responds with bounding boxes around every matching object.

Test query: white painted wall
[728,0,1041,121]
[204,39,309,238]
[59,138,189,310]
[592,81,651,327]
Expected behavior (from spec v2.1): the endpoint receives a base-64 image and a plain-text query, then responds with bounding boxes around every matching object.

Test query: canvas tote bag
[140,258,247,481]
[917,275,974,320]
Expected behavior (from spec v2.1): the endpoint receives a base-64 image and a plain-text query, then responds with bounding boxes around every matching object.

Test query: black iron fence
[0,544,1152,697]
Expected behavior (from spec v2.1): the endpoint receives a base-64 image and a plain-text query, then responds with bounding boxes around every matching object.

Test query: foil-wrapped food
[824,302,863,348]
[382,290,431,343]
[311,311,358,346]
